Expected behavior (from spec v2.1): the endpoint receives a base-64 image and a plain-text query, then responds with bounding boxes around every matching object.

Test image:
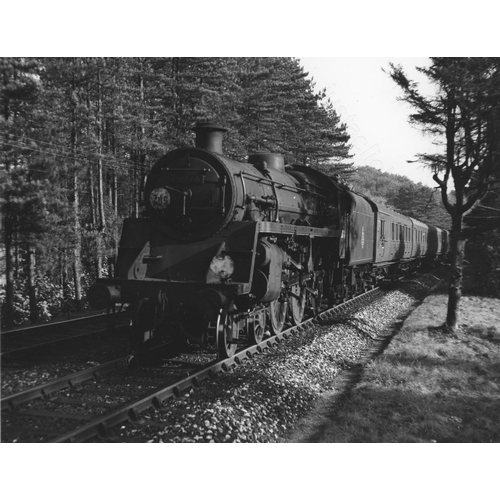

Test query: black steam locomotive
[88,123,448,358]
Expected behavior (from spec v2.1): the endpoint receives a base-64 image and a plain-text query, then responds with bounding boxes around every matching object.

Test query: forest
[1,57,498,328]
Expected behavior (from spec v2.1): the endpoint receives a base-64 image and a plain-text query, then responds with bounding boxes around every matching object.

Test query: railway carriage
[410,218,429,257]
[374,205,413,265]
[88,123,449,359]
[427,223,443,257]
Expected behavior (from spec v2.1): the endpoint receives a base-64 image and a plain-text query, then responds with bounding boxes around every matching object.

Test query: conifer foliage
[0,57,352,327]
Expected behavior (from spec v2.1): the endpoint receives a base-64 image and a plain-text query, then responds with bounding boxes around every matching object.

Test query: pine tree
[388,57,500,331]
[233,57,352,169]
[1,57,47,327]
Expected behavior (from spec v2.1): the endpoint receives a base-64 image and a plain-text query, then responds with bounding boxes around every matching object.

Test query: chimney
[192,122,227,154]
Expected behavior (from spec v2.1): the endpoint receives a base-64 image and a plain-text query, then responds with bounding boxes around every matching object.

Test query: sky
[299,57,440,187]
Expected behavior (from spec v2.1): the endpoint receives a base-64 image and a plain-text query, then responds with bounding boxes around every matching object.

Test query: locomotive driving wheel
[290,283,306,325]
[247,312,265,345]
[215,308,239,358]
[268,296,288,335]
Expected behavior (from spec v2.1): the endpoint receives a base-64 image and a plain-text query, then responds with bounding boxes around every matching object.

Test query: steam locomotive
[88,123,448,358]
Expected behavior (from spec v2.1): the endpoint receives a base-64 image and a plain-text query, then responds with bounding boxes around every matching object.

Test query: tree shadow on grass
[315,386,500,443]
[290,339,500,443]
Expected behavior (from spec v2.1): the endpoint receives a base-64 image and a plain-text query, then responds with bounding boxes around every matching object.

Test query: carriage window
[381,220,385,238]
[392,223,395,240]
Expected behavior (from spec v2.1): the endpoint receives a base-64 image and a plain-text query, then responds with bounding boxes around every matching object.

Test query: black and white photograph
[1,3,498,499]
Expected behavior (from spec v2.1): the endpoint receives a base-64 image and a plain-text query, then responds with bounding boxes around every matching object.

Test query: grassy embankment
[291,268,500,442]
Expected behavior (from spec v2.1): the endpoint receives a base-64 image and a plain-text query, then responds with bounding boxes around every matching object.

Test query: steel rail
[1,312,129,359]
[1,356,132,410]
[50,287,382,443]
[1,310,127,336]
[1,325,129,359]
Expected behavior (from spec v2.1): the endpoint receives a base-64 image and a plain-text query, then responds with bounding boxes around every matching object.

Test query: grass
[289,277,500,442]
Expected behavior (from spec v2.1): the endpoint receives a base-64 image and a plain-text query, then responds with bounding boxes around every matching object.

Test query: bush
[0,269,96,329]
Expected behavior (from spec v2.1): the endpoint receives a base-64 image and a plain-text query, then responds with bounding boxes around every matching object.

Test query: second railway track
[1,311,130,360]
[2,286,385,443]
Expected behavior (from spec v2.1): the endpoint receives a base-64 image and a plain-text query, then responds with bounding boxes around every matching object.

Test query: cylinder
[251,243,284,302]
[196,288,227,317]
[256,240,273,267]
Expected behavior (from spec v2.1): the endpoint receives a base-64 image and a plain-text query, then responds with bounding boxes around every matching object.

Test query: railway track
[1,287,382,443]
[1,311,129,360]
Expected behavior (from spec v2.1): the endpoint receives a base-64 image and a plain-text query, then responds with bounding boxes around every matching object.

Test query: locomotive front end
[89,122,343,359]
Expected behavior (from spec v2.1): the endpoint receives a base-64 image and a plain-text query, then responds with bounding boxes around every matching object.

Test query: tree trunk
[3,213,15,329]
[71,63,83,312]
[73,238,83,311]
[446,216,466,331]
[132,149,139,218]
[62,253,69,315]
[27,242,38,324]
[96,62,106,278]
[112,169,118,217]
[138,66,146,214]
[89,162,96,228]
[14,239,19,279]
[96,236,103,279]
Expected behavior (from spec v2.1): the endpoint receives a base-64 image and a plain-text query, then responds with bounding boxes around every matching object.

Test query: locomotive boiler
[88,122,448,359]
